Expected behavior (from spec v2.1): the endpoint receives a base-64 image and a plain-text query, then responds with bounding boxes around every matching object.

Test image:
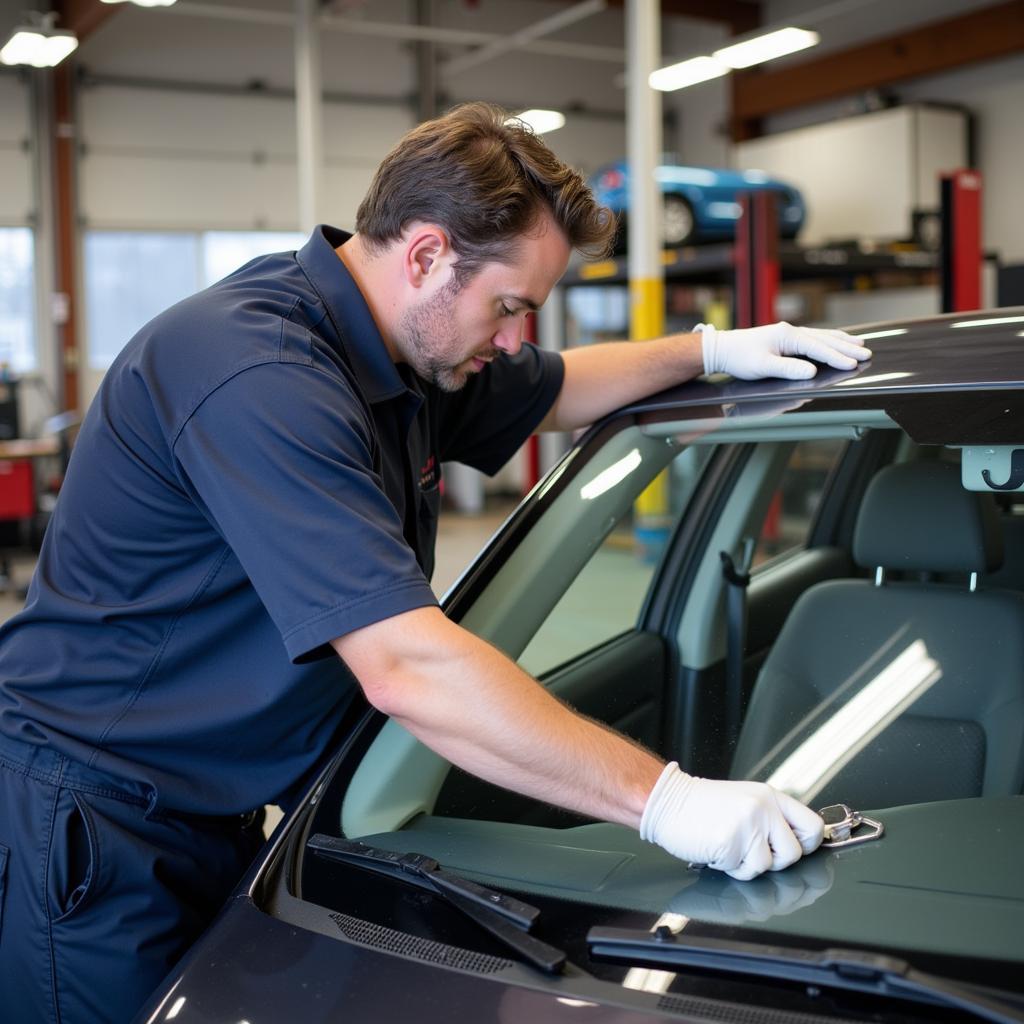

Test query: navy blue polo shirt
[0,226,563,815]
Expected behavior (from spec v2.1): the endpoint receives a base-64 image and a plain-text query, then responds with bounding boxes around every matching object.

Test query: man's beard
[396,278,471,393]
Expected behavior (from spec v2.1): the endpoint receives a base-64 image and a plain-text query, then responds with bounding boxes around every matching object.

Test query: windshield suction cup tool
[818,804,884,849]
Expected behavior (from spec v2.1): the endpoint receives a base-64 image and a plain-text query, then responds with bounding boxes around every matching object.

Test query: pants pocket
[49,790,99,924]
[0,843,8,935]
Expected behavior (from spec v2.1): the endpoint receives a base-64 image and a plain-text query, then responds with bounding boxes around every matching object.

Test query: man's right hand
[699,321,871,381]
[640,762,824,881]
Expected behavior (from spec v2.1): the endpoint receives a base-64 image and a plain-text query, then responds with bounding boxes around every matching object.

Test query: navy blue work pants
[0,736,264,1024]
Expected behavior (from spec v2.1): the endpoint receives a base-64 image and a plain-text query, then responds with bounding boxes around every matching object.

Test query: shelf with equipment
[562,239,939,290]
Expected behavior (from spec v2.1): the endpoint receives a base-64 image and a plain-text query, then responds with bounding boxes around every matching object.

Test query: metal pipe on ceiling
[440,0,609,78]
[75,69,629,123]
[158,2,625,63]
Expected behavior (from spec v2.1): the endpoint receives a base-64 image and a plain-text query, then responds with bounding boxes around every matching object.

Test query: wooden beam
[55,0,121,40]
[732,0,1024,129]
[53,64,80,412]
[47,2,119,411]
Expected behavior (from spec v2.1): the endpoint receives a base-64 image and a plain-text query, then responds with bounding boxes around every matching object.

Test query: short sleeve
[173,361,438,662]
[436,345,564,475]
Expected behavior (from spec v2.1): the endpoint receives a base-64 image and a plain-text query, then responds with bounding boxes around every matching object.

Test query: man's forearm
[332,607,664,829]
[333,605,825,880]
[539,334,704,433]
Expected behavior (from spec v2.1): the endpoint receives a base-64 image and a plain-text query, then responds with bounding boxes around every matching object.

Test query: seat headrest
[853,460,1003,574]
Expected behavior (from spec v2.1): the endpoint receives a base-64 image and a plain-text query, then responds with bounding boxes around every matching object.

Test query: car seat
[983,511,1024,592]
[730,460,1024,809]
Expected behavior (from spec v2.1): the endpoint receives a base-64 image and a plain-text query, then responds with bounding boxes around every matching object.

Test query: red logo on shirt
[419,454,440,491]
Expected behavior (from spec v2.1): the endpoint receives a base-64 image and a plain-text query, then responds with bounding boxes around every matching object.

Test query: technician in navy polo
[0,102,868,1023]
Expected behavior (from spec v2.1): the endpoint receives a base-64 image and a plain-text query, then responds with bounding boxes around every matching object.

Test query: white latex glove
[640,762,825,882]
[698,321,871,381]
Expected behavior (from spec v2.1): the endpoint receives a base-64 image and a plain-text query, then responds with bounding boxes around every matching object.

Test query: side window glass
[518,445,714,676]
[753,439,847,567]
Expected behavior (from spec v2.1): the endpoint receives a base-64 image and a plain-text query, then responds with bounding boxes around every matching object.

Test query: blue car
[591,159,806,247]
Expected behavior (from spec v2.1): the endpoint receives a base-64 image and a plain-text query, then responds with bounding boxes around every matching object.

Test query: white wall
[661,17,731,167]
[744,2,1024,261]
[0,72,32,224]
[72,0,629,230]
[65,0,629,421]
[79,85,413,231]
[735,105,967,244]
[74,0,626,123]
[900,55,1024,264]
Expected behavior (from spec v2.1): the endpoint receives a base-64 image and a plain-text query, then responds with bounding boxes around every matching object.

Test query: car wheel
[663,195,695,247]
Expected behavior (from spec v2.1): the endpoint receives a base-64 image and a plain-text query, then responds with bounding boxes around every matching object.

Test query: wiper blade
[308,833,566,974]
[587,926,1024,1024]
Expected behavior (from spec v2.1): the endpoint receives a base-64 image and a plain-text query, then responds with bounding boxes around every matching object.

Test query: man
[0,102,869,1023]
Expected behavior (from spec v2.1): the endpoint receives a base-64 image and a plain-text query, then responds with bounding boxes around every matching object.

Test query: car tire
[663,195,695,247]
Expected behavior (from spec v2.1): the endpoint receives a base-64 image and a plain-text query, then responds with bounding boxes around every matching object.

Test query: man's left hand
[699,322,872,381]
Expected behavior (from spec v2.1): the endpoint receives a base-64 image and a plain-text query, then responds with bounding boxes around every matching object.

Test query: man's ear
[403,224,453,288]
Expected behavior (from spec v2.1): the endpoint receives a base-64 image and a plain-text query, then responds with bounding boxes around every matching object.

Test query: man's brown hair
[355,102,615,284]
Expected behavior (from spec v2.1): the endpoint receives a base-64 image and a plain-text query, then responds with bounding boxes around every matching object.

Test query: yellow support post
[631,276,669,523]
[627,1,669,561]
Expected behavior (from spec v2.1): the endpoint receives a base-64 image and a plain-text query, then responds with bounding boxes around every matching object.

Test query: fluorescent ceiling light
[510,109,565,135]
[101,0,178,5]
[0,27,77,67]
[649,56,728,92]
[713,27,819,70]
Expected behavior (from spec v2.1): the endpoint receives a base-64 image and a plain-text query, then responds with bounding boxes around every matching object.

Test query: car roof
[619,307,1024,417]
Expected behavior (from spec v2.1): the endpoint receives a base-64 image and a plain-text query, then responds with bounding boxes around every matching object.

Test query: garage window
[0,227,37,373]
[84,230,305,370]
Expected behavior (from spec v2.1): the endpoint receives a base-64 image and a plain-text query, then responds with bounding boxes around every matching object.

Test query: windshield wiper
[308,833,566,974]
[587,926,1024,1024]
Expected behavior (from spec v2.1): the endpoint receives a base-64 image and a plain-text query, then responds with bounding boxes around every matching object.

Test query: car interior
[302,399,1024,950]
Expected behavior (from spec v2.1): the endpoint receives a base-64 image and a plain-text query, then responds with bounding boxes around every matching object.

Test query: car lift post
[940,170,983,313]
[735,191,780,328]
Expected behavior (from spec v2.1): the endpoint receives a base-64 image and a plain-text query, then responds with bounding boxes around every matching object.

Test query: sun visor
[961,446,1024,492]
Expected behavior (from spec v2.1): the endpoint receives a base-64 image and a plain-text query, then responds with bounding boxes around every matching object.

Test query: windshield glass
[317,394,1024,989]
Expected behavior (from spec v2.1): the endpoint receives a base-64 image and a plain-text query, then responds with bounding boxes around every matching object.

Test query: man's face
[395,216,571,392]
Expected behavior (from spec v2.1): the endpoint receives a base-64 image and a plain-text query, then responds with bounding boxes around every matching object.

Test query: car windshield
[308,387,1024,994]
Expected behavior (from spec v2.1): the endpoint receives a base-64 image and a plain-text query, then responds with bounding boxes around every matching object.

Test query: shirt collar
[296,224,408,404]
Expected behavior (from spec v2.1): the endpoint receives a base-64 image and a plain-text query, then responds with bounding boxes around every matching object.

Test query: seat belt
[720,537,755,751]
